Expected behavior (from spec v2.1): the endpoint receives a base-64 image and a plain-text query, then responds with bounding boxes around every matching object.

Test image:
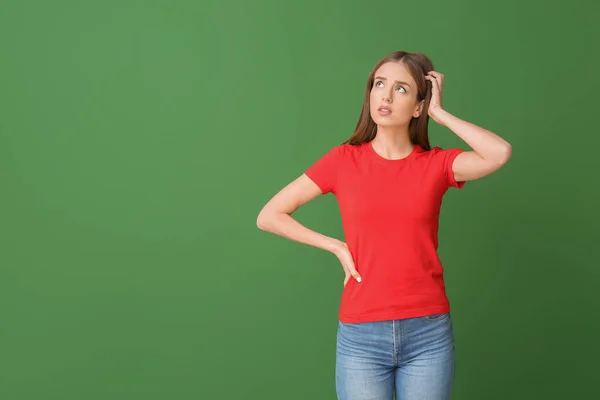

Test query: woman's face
[369,61,422,127]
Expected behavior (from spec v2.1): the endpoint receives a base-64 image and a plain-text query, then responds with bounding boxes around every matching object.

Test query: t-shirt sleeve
[304,146,341,194]
[432,146,466,189]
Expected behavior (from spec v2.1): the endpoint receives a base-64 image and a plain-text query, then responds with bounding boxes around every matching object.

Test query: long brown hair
[342,51,435,150]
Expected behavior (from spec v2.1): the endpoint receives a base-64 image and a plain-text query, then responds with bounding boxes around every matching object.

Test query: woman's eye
[375,81,405,93]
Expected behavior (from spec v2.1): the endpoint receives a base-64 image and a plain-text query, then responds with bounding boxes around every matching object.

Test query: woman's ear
[413,101,424,118]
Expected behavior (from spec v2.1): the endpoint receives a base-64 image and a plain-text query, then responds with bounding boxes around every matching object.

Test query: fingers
[337,243,362,285]
[425,76,440,105]
[427,70,444,83]
[344,266,362,283]
[342,267,362,287]
[425,72,443,109]
[425,74,441,94]
[425,71,443,93]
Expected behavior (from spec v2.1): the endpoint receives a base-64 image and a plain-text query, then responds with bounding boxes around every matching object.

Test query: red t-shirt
[304,141,465,323]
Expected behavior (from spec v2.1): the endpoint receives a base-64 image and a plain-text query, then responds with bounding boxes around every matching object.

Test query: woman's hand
[424,70,449,126]
[333,241,362,287]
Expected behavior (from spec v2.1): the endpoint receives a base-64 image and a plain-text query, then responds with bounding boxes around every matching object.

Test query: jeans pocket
[424,312,450,322]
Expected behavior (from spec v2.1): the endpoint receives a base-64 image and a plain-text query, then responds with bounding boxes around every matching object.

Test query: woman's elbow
[489,143,512,168]
[256,212,269,230]
[499,143,512,165]
[257,208,279,231]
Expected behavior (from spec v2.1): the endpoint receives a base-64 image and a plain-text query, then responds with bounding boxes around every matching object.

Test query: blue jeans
[336,312,455,400]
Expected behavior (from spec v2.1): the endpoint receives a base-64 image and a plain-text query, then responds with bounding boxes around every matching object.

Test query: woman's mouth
[377,106,391,115]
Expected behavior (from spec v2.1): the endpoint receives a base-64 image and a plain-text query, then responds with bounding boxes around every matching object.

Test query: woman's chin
[372,118,403,128]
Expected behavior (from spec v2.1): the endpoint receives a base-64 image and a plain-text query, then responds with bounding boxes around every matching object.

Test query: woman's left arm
[435,110,512,182]
[425,71,512,183]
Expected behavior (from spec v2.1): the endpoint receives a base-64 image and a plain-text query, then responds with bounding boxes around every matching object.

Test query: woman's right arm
[256,174,342,253]
[256,174,362,284]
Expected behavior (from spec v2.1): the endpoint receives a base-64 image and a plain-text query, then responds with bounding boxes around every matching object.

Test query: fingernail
[357,277,362,282]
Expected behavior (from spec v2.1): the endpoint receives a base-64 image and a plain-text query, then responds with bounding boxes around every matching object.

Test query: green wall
[1,0,598,398]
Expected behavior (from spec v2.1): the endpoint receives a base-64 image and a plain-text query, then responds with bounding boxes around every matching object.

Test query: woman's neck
[370,129,413,160]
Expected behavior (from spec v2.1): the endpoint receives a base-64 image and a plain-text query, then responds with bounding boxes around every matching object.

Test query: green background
[1,0,598,398]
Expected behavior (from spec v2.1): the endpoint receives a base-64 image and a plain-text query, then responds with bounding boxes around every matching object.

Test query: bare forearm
[438,110,512,163]
[257,213,342,254]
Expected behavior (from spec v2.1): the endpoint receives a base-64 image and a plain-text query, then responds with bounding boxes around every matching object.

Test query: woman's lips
[377,106,391,115]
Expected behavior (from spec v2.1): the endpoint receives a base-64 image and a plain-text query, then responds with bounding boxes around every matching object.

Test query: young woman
[256,51,511,400]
